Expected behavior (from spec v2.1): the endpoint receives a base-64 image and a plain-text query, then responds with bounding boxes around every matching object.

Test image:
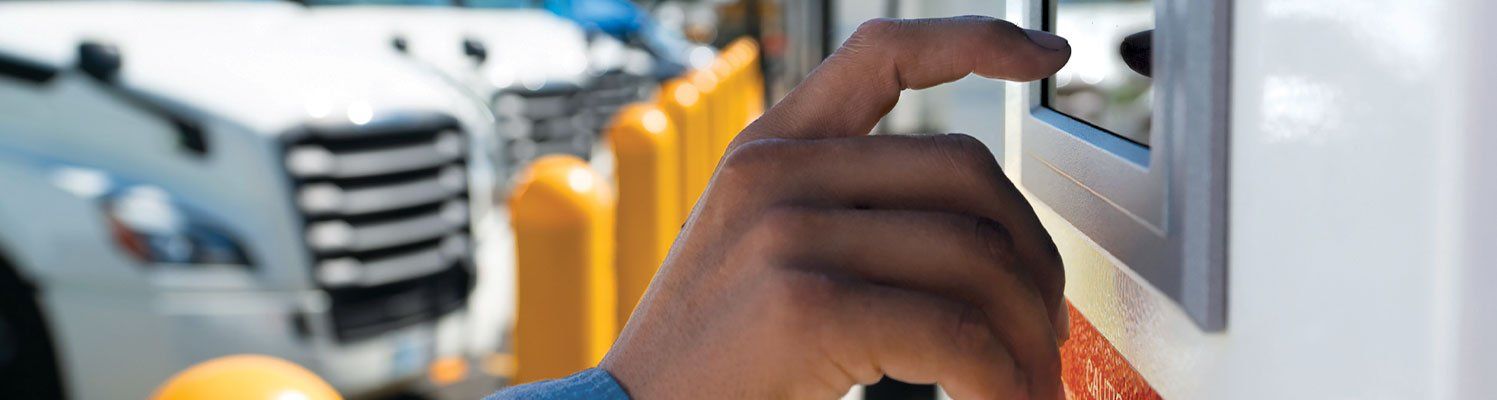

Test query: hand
[600,16,1071,400]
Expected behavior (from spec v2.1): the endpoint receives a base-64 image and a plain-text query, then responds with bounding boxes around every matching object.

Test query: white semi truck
[300,1,659,178]
[0,1,498,398]
[298,0,664,359]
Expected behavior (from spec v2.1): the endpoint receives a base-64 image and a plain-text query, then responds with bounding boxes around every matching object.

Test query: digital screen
[1047,0,1154,147]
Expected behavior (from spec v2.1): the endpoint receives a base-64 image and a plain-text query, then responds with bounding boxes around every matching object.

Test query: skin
[600,16,1073,400]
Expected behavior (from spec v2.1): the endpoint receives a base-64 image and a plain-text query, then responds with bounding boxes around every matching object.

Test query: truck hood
[302,6,592,94]
[0,1,477,134]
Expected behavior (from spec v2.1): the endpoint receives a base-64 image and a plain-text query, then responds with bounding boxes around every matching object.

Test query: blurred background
[0,0,1149,399]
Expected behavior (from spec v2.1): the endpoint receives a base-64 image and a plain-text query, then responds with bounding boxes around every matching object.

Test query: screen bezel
[1013,0,1229,330]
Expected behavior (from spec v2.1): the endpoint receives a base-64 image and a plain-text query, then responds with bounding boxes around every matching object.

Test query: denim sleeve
[484,368,631,400]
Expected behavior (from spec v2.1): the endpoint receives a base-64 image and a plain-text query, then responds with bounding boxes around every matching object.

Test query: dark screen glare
[1048,0,1154,146]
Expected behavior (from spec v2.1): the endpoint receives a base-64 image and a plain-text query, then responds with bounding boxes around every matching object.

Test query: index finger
[740,16,1070,142]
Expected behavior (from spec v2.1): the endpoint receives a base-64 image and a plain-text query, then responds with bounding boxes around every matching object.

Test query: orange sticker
[1060,301,1162,400]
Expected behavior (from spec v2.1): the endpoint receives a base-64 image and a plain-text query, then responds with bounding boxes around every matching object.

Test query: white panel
[1452,1,1497,397]
[1005,0,1490,397]
[1224,0,1456,396]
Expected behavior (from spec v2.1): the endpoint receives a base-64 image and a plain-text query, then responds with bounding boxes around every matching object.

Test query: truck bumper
[39,284,466,399]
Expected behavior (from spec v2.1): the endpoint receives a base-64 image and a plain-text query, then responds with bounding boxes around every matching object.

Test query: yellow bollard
[659,78,712,218]
[509,155,617,384]
[688,69,725,180]
[707,58,742,164]
[608,103,682,324]
[728,38,766,123]
[722,48,750,130]
[152,355,341,400]
[722,40,748,121]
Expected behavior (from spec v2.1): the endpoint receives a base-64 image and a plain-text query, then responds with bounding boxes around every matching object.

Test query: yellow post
[688,69,725,181]
[727,38,766,123]
[608,103,681,324]
[723,40,748,125]
[509,155,617,384]
[725,51,751,130]
[707,59,742,163]
[153,355,341,400]
[659,78,712,218]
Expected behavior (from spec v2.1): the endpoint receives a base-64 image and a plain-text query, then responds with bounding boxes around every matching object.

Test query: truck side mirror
[77,41,121,82]
[463,37,487,64]
[391,35,409,53]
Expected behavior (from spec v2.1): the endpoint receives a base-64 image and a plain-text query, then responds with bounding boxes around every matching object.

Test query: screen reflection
[1048,0,1154,146]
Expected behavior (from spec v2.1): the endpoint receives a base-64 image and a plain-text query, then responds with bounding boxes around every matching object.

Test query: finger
[717,134,1067,340]
[1120,29,1153,77]
[742,16,1070,141]
[775,270,1028,400]
[760,207,1061,400]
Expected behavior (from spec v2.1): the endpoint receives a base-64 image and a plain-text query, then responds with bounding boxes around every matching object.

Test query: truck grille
[578,71,657,134]
[283,114,472,342]
[494,71,656,176]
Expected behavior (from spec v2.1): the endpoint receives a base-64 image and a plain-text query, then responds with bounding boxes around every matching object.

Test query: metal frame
[1016,0,1230,330]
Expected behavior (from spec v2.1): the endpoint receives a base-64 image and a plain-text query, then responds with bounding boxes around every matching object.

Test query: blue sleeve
[484,368,631,400]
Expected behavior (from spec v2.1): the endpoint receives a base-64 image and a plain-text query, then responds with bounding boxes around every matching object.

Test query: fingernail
[1024,29,1069,51]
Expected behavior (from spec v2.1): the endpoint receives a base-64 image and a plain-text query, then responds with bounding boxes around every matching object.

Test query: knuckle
[945,133,996,160]
[765,271,836,328]
[784,272,837,310]
[721,138,776,169]
[947,303,994,355]
[746,206,815,255]
[929,133,1006,185]
[851,18,901,42]
[970,217,1020,267]
[719,138,791,185]
[759,206,815,237]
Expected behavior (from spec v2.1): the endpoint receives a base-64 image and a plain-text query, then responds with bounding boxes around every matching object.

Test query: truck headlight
[102,186,252,266]
[49,164,254,267]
